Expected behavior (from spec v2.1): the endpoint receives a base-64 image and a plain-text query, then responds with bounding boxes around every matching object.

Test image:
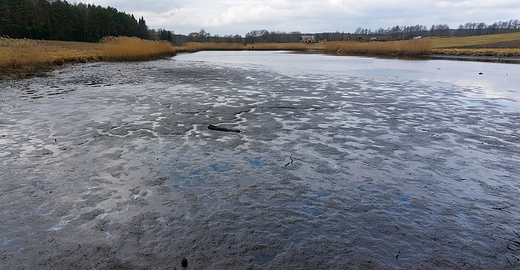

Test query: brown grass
[427,32,520,57]
[324,32,520,57]
[250,43,308,51]
[101,36,176,61]
[178,42,246,52]
[43,40,102,65]
[428,32,520,49]
[431,48,520,57]
[177,42,309,52]
[2,32,519,78]
[0,37,48,70]
[0,37,104,77]
[324,39,432,56]
[0,36,178,78]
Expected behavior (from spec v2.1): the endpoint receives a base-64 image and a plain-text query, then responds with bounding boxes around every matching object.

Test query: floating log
[208,124,241,133]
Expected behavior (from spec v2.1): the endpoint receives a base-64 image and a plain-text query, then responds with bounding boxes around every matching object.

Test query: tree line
[1,1,518,44]
[172,29,344,45]
[173,18,519,45]
[0,0,150,42]
[353,19,520,40]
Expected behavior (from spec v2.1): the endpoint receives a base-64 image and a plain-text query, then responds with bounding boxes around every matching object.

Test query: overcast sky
[88,0,519,36]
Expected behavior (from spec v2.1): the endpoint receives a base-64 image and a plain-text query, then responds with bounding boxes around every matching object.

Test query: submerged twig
[285,154,295,167]
[285,154,306,167]
[208,124,241,133]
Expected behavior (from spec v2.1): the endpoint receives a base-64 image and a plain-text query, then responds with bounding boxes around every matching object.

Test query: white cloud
[91,0,520,35]
[435,1,472,8]
[84,0,189,13]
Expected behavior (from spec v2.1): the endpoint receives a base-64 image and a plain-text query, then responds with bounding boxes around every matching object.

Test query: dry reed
[0,37,48,70]
[177,42,309,52]
[251,43,308,51]
[324,39,432,56]
[432,48,520,57]
[179,42,247,52]
[0,37,104,77]
[101,36,176,61]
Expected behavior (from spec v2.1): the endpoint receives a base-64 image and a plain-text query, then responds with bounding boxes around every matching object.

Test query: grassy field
[0,38,102,70]
[323,39,431,56]
[427,32,520,57]
[0,36,175,78]
[324,32,520,57]
[428,32,520,48]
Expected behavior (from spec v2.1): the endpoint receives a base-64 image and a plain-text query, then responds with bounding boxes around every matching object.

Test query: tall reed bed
[179,42,246,52]
[252,43,308,51]
[178,42,309,52]
[0,37,48,70]
[432,48,520,57]
[324,39,432,56]
[101,36,176,61]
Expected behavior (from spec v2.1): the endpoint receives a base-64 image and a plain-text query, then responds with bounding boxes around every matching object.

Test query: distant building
[299,36,316,43]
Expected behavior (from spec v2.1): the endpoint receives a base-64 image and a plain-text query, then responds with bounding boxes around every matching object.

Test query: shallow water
[1,52,520,269]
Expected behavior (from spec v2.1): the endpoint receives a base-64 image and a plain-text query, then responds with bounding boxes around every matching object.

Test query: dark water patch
[209,163,233,173]
[394,195,411,202]
[254,251,277,265]
[248,158,269,168]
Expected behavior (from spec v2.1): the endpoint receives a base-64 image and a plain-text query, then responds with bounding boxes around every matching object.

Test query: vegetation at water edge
[0,36,177,78]
[101,36,176,61]
[178,42,309,52]
[323,39,432,56]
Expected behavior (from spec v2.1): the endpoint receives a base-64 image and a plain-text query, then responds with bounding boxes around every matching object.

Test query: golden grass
[178,42,246,52]
[177,42,309,52]
[431,48,520,57]
[42,40,102,65]
[324,32,520,57]
[250,43,308,51]
[0,36,178,78]
[427,32,520,56]
[324,39,432,56]
[0,37,104,77]
[0,37,48,69]
[428,32,520,49]
[2,32,519,78]
[101,36,176,61]
[41,40,102,51]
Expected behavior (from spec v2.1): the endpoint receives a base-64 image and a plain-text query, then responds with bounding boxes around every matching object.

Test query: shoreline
[428,54,520,63]
[2,49,519,80]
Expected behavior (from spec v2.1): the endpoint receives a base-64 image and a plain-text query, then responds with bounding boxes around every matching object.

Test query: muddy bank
[430,54,520,63]
[1,53,520,269]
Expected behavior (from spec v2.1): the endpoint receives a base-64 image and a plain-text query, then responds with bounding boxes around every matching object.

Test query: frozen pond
[1,51,520,269]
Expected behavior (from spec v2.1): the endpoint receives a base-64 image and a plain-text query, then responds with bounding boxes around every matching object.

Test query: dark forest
[0,0,149,42]
[1,0,518,45]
